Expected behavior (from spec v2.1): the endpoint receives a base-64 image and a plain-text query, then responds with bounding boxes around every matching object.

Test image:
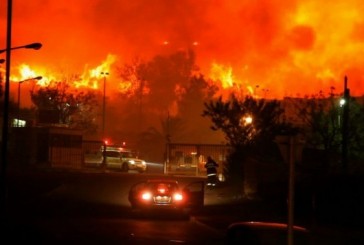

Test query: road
[2,165,232,244]
[3,164,364,244]
[4,206,224,244]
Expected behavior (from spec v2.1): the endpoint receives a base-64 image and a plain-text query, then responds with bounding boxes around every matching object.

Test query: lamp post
[0,42,42,54]
[17,76,42,126]
[100,72,109,170]
[342,76,350,173]
[275,134,305,245]
[0,59,5,98]
[1,0,43,221]
[100,72,109,138]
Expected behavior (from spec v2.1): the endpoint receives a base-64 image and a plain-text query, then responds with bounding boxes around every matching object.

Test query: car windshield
[3,2,364,245]
[147,182,178,192]
[105,151,120,157]
[120,151,136,158]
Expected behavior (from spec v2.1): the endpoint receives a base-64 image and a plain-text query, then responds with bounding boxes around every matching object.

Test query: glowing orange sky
[1,0,364,104]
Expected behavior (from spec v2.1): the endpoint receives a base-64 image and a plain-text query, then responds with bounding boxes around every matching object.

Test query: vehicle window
[105,151,120,157]
[120,151,134,158]
[148,182,178,192]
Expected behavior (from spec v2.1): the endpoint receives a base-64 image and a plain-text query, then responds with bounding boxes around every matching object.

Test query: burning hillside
[1,0,364,106]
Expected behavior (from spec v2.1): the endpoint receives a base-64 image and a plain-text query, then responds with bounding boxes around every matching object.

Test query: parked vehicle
[226,221,311,245]
[84,146,147,172]
[128,179,204,213]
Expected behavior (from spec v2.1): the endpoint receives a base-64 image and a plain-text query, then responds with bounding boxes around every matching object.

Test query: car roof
[146,179,179,184]
[228,222,308,232]
[102,146,132,152]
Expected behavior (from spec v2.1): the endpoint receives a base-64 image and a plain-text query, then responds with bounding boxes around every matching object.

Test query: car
[225,221,311,245]
[84,146,147,172]
[128,179,205,213]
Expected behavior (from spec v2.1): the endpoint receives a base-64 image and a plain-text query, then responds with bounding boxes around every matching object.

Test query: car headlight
[128,160,135,164]
[142,161,146,165]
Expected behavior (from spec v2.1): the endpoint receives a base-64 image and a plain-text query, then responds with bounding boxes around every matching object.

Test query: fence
[47,137,231,178]
[49,133,83,168]
[49,139,107,169]
[165,143,230,177]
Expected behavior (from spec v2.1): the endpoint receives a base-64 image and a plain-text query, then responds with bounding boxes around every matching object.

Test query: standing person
[205,156,219,186]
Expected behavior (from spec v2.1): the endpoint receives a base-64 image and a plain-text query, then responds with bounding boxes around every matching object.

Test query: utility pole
[1,0,12,222]
[164,111,171,174]
[275,134,305,245]
[342,76,350,173]
[0,59,4,97]
[101,72,108,171]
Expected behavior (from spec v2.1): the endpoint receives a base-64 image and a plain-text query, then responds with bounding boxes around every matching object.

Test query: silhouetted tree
[117,49,197,117]
[116,50,210,151]
[294,92,341,151]
[137,115,187,162]
[203,94,295,189]
[177,74,222,143]
[294,92,364,172]
[30,80,98,133]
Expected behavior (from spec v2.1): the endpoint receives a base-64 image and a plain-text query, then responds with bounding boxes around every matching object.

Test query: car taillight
[173,193,183,201]
[141,192,152,200]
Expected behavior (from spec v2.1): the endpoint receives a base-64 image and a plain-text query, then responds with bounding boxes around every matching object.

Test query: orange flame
[10,64,53,87]
[75,54,117,89]
[209,63,234,89]
[208,63,265,99]
[11,54,117,91]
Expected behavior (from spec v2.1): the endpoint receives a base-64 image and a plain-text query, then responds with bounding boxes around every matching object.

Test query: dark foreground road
[2,167,364,244]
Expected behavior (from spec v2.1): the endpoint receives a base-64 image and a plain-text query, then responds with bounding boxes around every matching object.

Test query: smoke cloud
[1,0,364,98]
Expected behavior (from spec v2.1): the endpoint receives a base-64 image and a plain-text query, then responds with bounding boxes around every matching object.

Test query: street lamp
[17,76,42,127]
[275,134,305,245]
[339,98,346,107]
[0,0,43,218]
[100,72,109,138]
[0,59,4,97]
[100,72,109,170]
[240,115,253,126]
[0,42,42,54]
[341,76,350,173]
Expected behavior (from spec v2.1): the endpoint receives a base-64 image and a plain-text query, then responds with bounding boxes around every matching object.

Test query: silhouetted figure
[204,156,219,186]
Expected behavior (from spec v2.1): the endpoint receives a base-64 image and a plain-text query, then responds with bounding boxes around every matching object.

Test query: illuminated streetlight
[17,76,42,127]
[241,115,253,126]
[339,98,346,107]
[244,116,253,124]
[341,76,350,173]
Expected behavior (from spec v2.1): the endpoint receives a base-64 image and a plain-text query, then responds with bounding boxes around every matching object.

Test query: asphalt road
[1,166,230,244]
[2,166,364,244]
